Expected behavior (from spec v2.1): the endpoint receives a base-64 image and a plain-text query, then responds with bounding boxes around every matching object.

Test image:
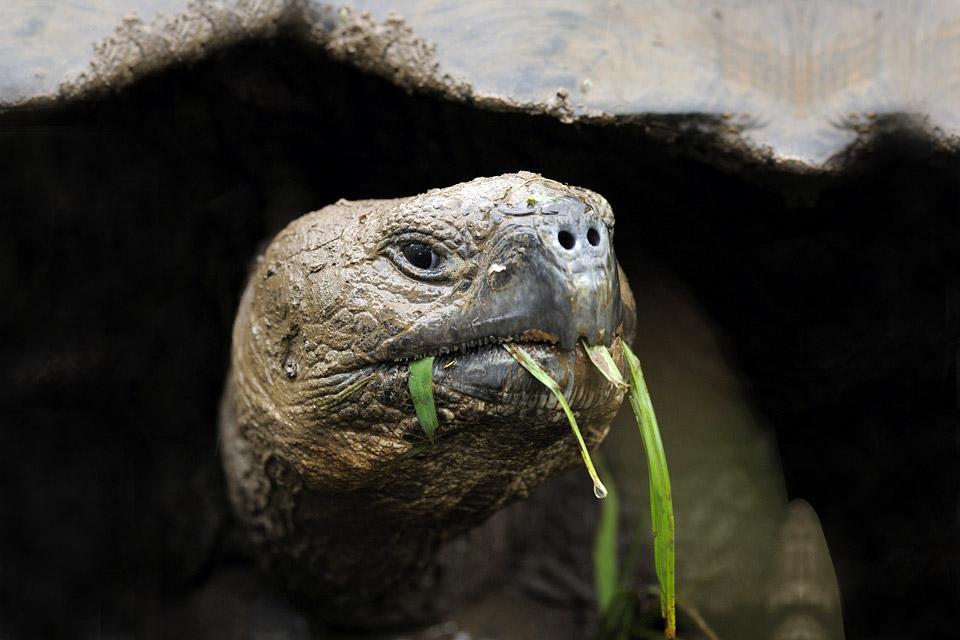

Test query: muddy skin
[220,172,637,627]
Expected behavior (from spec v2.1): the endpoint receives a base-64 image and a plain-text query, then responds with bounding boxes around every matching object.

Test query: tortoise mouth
[387,328,562,362]
[425,328,626,411]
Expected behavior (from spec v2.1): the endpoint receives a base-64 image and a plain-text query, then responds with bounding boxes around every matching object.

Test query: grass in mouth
[503,343,608,499]
[408,356,439,442]
[619,338,676,639]
[409,341,675,638]
[582,340,629,391]
[544,339,676,639]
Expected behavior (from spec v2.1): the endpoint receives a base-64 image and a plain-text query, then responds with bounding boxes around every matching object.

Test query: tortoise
[2,2,955,639]
[214,170,842,639]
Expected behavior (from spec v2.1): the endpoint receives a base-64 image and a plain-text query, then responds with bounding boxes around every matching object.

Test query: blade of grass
[582,340,629,391]
[503,343,608,499]
[408,356,439,442]
[593,456,620,614]
[620,338,676,639]
[315,375,374,411]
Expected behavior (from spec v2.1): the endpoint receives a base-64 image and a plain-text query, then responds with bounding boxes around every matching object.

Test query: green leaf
[593,457,620,614]
[582,340,629,391]
[408,356,439,442]
[621,339,676,639]
[503,343,608,499]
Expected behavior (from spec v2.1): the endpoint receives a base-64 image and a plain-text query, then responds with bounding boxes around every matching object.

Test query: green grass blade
[408,356,439,442]
[503,343,608,499]
[620,338,676,639]
[593,457,620,614]
[582,340,628,391]
[315,375,373,410]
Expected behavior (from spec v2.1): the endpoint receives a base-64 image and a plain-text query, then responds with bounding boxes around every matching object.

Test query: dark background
[1,38,957,638]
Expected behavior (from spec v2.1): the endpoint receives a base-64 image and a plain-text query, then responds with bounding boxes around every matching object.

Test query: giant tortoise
[1,2,958,639]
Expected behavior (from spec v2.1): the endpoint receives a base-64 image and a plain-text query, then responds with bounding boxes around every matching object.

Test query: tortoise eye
[401,242,439,271]
[386,236,462,283]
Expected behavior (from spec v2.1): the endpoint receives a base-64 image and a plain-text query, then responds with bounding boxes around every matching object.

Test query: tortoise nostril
[557,230,576,250]
[587,227,600,246]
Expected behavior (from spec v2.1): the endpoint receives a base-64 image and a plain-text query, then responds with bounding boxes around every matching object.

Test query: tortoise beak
[469,195,622,350]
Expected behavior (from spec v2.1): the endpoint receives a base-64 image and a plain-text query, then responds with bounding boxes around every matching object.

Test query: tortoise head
[220,172,636,621]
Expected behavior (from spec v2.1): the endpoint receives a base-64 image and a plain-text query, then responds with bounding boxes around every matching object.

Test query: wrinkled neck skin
[220,173,636,627]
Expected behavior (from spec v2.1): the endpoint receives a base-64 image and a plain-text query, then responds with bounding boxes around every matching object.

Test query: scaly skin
[220,172,636,627]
